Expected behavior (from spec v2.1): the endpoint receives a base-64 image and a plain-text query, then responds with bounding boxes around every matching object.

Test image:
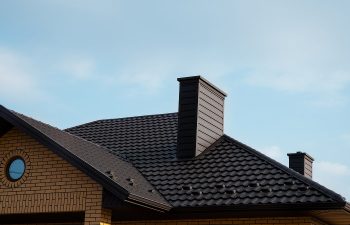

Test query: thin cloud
[315,161,350,177]
[36,0,120,15]
[259,146,285,162]
[314,161,350,198]
[0,48,46,102]
[246,70,350,94]
[341,133,350,143]
[258,145,292,166]
[246,70,350,107]
[61,57,96,80]
[233,1,350,106]
[97,55,232,96]
[118,68,170,92]
[103,57,176,96]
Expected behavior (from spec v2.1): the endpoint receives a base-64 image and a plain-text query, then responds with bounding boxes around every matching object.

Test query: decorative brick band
[112,217,327,225]
[0,192,86,214]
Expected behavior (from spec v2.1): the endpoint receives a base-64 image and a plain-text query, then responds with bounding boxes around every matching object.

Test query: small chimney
[177,76,227,159]
[287,152,314,179]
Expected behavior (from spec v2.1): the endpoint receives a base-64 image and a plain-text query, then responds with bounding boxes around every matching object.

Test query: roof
[0,105,170,211]
[1,104,348,214]
[66,112,348,210]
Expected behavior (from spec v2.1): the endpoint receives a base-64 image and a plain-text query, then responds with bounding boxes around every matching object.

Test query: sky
[0,0,349,200]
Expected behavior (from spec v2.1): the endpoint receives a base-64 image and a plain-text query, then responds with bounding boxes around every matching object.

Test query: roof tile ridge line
[0,107,133,196]
[10,110,64,132]
[222,134,347,205]
[99,112,178,121]
[167,135,225,162]
[10,110,131,161]
[9,109,172,209]
[65,112,178,130]
[12,110,128,162]
[63,125,128,160]
[9,110,129,175]
[62,130,128,161]
[8,111,142,188]
[64,118,107,131]
[129,163,175,208]
[195,135,226,159]
[58,128,173,210]
[125,168,172,209]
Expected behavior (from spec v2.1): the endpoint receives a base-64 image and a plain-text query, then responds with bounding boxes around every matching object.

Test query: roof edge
[345,202,350,212]
[223,134,347,206]
[0,105,129,200]
[128,193,172,211]
[0,105,171,211]
[65,112,178,131]
[171,201,347,213]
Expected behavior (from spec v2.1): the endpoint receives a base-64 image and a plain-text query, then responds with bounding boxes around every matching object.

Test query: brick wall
[0,128,111,225]
[112,217,327,225]
[0,217,328,225]
[2,224,81,225]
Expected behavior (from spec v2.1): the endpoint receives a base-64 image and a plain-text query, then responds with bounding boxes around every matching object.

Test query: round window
[6,157,26,181]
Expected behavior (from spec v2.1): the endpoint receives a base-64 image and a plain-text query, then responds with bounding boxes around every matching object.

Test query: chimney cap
[177,76,227,97]
[287,151,314,162]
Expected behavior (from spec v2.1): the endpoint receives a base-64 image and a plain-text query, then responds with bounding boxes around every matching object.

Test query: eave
[0,105,171,212]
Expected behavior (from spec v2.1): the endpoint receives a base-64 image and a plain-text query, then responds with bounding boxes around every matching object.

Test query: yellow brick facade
[0,128,111,225]
[3,217,326,225]
[111,217,327,225]
[0,128,330,225]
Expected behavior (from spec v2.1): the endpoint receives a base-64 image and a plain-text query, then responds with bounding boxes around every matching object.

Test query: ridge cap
[222,134,347,206]
[65,112,178,131]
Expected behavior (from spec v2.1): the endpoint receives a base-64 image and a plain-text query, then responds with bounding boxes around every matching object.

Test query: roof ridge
[10,110,61,130]
[65,112,178,131]
[223,134,347,205]
[10,110,131,160]
[10,110,130,167]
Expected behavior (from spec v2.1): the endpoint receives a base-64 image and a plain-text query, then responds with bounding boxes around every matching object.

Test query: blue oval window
[7,157,26,181]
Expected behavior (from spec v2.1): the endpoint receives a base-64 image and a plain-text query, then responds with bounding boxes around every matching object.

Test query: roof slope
[67,113,178,167]
[66,113,347,209]
[0,105,170,211]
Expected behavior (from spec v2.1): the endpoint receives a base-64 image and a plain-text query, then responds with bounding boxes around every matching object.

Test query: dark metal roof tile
[64,112,347,209]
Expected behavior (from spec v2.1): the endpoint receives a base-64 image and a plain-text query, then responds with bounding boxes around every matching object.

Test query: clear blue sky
[1,0,349,199]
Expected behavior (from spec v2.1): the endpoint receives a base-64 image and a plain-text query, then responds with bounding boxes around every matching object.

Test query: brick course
[112,217,327,225]
[1,217,328,225]
[0,128,111,225]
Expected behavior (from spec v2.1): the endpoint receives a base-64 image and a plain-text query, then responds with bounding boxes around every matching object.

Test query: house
[0,76,349,225]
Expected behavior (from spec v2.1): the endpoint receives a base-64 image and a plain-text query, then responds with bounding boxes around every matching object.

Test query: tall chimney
[287,152,314,179]
[177,76,227,159]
